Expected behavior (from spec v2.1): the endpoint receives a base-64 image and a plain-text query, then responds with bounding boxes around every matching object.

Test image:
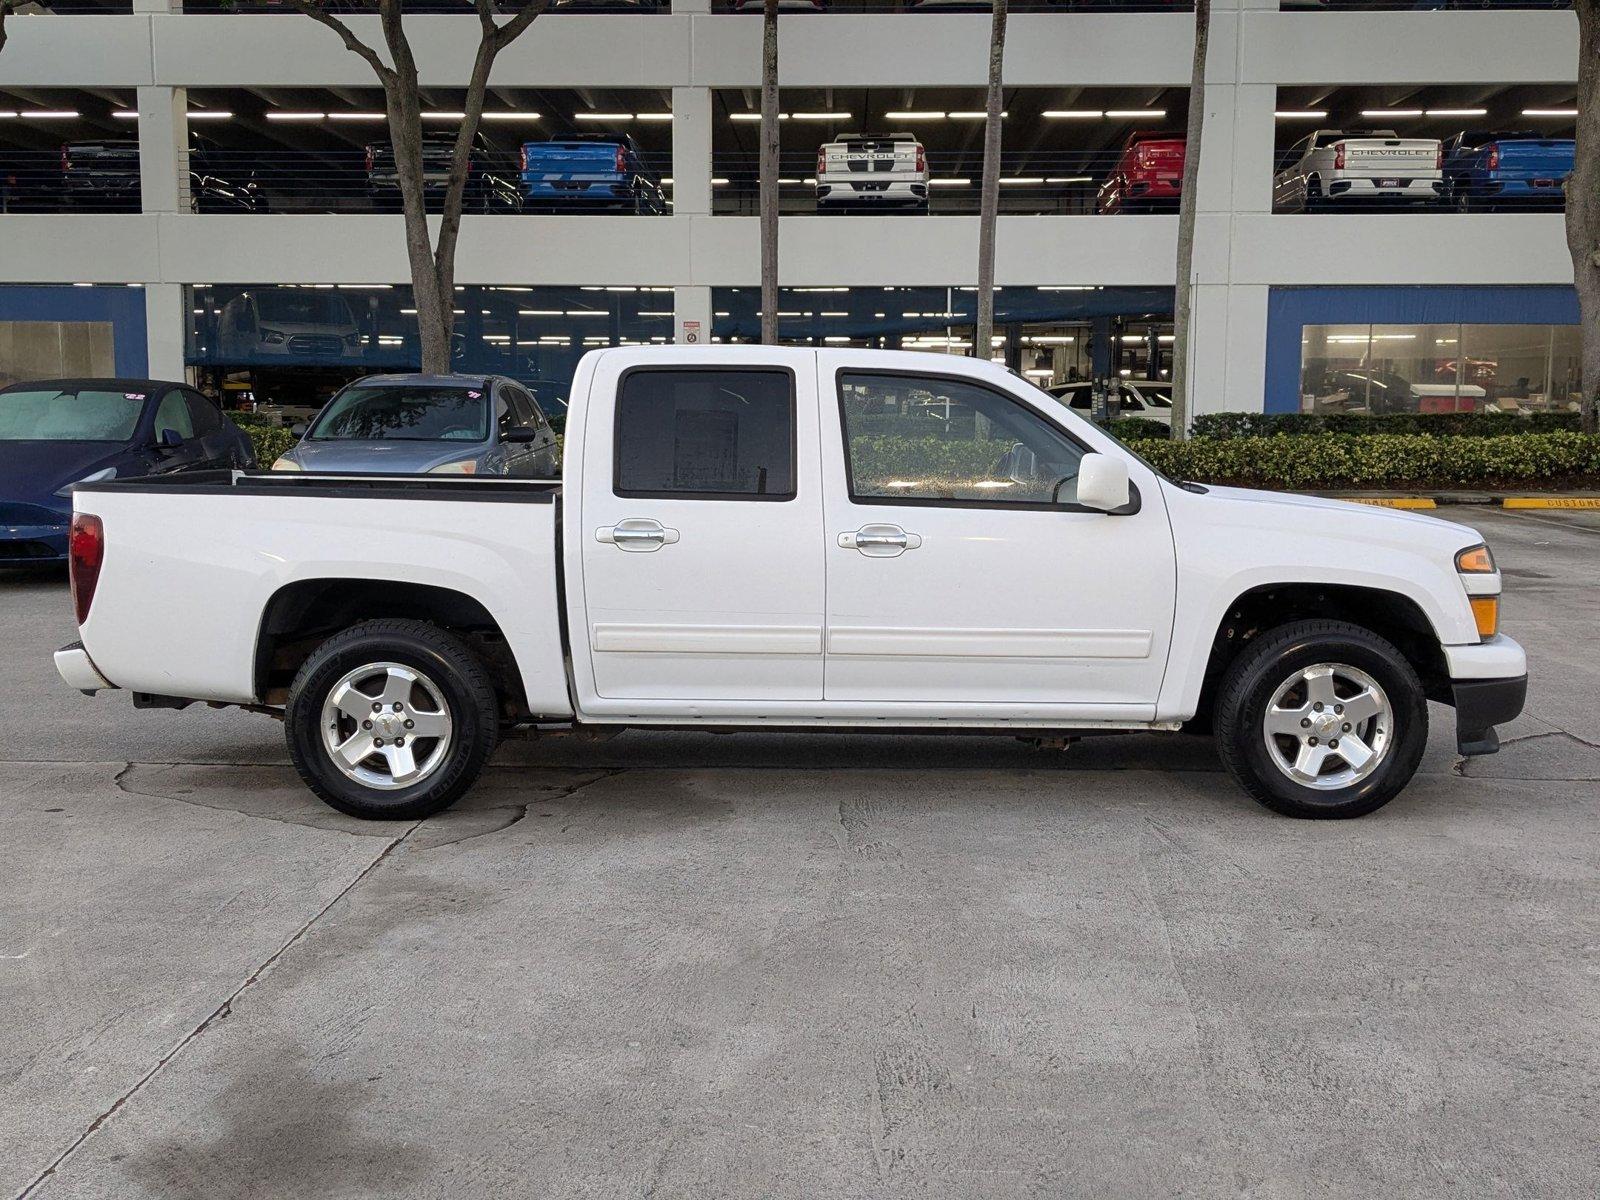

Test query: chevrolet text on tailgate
[56,347,1527,821]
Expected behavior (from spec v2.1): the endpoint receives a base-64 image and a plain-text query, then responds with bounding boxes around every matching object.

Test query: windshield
[0,388,146,442]
[309,385,490,442]
[254,292,354,327]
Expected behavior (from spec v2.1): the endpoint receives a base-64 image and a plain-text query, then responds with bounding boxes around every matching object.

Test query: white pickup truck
[1273,129,1445,211]
[55,347,1525,821]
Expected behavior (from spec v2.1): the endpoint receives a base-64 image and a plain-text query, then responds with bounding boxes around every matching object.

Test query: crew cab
[59,136,264,214]
[55,347,1526,822]
[1273,129,1445,211]
[365,132,521,214]
[1441,130,1574,210]
[518,134,665,214]
[815,134,929,213]
[1095,133,1186,214]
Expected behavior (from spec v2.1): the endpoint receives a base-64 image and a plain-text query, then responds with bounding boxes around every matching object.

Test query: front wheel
[1214,619,1427,819]
[285,619,500,820]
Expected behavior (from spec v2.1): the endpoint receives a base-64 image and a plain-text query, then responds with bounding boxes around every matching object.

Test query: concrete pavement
[2,508,1596,1199]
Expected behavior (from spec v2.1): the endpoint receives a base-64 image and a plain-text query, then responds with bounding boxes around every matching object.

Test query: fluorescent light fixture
[19,110,80,120]
[1426,108,1487,117]
[575,112,634,121]
[481,112,542,121]
[1044,176,1091,184]
[565,309,608,317]
[187,111,233,121]
[929,178,971,187]
[329,112,387,122]
[1000,177,1045,185]
[1523,107,1578,118]
[519,309,564,316]
[112,111,138,120]
[778,177,802,184]
[712,177,730,185]
[824,336,851,343]
[1043,110,1102,119]
[1026,336,1076,344]
[1275,110,1327,119]
[634,113,674,122]
[1022,370,1054,379]
[729,112,787,121]
[885,111,946,121]
[1362,108,1422,118]
[1105,109,1165,119]
[267,111,326,121]
[791,111,850,120]
[420,111,468,121]
[947,110,1006,119]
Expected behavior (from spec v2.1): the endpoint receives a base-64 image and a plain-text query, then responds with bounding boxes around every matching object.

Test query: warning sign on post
[680,319,701,345]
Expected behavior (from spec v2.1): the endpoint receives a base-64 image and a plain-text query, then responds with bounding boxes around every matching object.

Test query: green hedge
[1189,410,1580,439]
[1139,432,1600,491]
[242,423,298,468]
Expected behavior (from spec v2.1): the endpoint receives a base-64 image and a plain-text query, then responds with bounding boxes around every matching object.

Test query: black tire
[1214,619,1427,820]
[285,619,500,820]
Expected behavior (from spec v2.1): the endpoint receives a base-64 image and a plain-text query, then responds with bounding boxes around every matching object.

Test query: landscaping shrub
[242,423,298,468]
[1190,410,1580,440]
[1104,416,1169,441]
[1138,433,1600,492]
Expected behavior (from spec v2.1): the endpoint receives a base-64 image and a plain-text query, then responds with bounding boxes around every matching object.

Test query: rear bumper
[816,180,928,206]
[1444,634,1527,756]
[55,643,115,693]
[1,525,68,563]
[1326,176,1444,200]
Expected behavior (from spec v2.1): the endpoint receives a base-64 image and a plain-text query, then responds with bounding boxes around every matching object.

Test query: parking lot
[1,504,1596,1199]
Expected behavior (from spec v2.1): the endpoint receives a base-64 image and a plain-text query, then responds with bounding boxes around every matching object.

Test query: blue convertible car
[0,378,255,564]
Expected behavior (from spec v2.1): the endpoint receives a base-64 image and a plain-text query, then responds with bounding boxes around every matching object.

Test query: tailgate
[822,140,921,180]
[1491,141,1574,178]
[523,143,624,180]
[1340,138,1440,175]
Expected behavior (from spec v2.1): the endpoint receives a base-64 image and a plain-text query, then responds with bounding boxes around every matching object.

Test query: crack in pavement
[13,821,422,1200]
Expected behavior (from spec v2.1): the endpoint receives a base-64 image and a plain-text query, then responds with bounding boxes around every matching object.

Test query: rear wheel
[1215,619,1427,819]
[285,619,500,820]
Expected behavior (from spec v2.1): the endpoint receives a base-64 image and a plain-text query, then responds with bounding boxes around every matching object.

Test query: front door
[577,353,825,702]
[819,360,1177,716]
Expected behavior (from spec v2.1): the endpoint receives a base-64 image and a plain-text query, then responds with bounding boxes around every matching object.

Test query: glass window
[1461,324,1582,415]
[0,387,145,442]
[614,369,795,499]
[310,385,490,442]
[153,391,195,441]
[184,390,224,436]
[839,372,1087,507]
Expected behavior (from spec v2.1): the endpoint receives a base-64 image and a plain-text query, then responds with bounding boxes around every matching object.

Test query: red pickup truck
[1095,133,1186,214]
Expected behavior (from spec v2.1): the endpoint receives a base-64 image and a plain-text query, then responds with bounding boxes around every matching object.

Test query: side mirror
[1076,453,1131,513]
[158,428,185,450]
[501,426,540,444]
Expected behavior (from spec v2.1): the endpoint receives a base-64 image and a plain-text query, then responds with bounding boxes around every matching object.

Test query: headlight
[1455,544,1495,574]
[429,460,478,475]
[54,466,117,497]
[270,456,302,471]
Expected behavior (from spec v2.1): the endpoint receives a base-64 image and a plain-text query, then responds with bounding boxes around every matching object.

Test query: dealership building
[0,0,1583,418]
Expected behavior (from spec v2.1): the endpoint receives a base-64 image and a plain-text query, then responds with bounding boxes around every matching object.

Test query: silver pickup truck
[1274,128,1445,211]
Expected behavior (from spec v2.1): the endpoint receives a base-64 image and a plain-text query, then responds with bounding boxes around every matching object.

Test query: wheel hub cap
[1262,662,1394,792]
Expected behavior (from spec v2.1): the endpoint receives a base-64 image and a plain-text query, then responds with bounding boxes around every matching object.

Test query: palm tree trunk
[975,0,1007,359]
[760,0,780,345]
[1169,0,1210,441]
[1568,0,1600,435]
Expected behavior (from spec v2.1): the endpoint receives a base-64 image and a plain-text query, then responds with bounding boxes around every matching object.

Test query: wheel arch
[254,577,531,718]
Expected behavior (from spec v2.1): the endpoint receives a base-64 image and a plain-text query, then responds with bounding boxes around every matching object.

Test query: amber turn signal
[1455,544,1495,574]
[1470,596,1499,640]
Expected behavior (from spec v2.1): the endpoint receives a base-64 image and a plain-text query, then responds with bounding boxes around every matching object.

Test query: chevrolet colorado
[55,347,1526,821]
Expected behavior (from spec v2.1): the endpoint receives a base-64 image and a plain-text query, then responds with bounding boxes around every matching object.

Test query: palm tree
[1168,0,1210,441]
[284,0,547,374]
[975,0,1008,358]
[1567,0,1600,435]
[759,0,780,345]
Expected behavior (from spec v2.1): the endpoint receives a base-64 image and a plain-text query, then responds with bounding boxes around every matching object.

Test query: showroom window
[1298,323,1582,416]
[614,369,796,500]
[838,372,1085,507]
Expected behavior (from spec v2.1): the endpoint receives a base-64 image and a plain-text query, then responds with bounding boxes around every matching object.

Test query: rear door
[575,350,826,703]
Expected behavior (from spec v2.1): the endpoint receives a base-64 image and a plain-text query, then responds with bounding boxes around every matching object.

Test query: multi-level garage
[0,1,1582,420]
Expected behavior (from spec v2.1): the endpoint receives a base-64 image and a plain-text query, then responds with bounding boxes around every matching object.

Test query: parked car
[1049,379,1173,427]
[217,289,365,363]
[0,378,254,563]
[58,347,1523,824]
[816,133,929,213]
[518,134,666,214]
[365,131,521,214]
[59,136,265,213]
[1441,130,1573,211]
[1095,133,1186,214]
[270,374,560,477]
[1272,129,1444,212]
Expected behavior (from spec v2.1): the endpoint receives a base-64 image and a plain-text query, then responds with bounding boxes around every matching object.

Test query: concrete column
[674,285,712,345]
[137,85,188,214]
[144,284,189,381]
[671,86,713,218]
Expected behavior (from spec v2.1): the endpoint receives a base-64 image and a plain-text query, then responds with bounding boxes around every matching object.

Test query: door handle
[597,518,679,552]
[839,524,922,557]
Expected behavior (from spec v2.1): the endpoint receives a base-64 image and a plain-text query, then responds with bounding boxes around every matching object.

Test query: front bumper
[1444,634,1527,756]
[55,643,115,693]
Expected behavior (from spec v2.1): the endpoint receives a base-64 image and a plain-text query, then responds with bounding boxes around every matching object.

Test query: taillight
[365,146,375,172]
[817,148,826,176]
[615,145,627,173]
[69,512,104,626]
[915,144,926,173]
[1486,145,1499,170]
[1436,145,1445,169]
[1334,143,1345,170]
[61,145,72,173]
[519,145,529,171]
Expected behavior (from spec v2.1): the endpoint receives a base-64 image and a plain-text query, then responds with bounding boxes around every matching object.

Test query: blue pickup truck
[1442,130,1574,211]
[518,134,666,214]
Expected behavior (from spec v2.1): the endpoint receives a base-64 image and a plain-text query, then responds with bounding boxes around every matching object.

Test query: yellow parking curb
[1502,497,1600,510]
[1347,498,1437,510]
